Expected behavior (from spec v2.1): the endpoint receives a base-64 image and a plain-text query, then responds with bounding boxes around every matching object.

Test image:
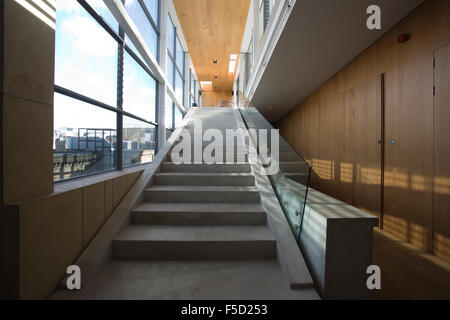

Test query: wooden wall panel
[384,53,434,252]
[276,0,450,259]
[353,77,382,218]
[202,91,232,107]
[433,43,450,261]
[340,89,356,205]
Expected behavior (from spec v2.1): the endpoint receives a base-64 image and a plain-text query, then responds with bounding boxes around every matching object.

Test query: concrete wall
[2,0,54,204]
[17,170,143,299]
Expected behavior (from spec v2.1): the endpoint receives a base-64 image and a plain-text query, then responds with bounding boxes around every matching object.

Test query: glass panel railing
[237,92,311,242]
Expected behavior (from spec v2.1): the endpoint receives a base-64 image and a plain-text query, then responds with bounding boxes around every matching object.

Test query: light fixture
[200,81,213,89]
[228,54,238,73]
[213,59,218,64]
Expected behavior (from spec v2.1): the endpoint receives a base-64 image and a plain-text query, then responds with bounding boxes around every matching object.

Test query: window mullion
[117,27,125,170]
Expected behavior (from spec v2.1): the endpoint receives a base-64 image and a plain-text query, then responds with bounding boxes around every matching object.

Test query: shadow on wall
[305,157,450,262]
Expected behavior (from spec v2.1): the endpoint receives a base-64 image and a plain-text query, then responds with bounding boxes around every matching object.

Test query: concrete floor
[51,260,319,300]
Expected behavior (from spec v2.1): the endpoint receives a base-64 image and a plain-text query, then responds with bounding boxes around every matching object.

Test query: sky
[54,0,158,132]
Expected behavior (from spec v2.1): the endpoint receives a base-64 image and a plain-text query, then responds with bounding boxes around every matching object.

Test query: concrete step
[161,162,251,173]
[49,260,319,300]
[112,225,277,260]
[170,145,248,155]
[166,152,249,163]
[131,202,266,225]
[152,172,255,186]
[143,186,260,203]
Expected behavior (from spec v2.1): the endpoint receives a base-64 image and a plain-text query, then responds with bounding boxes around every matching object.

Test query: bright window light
[200,81,212,88]
[229,54,238,73]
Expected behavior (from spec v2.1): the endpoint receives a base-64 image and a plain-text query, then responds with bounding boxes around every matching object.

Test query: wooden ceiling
[173,0,251,92]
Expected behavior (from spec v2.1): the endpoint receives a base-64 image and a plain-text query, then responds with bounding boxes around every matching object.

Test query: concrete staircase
[51,108,318,300]
[112,160,276,261]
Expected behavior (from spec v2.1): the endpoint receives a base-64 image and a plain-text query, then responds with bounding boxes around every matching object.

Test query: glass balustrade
[237,93,311,242]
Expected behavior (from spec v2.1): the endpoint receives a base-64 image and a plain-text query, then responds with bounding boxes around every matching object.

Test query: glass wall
[123,116,156,167]
[245,36,254,90]
[189,68,196,108]
[167,14,185,105]
[165,13,186,140]
[54,0,159,182]
[165,94,174,141]
[259,0,275,35]
[53,93,117,181]
[124,0,159,60]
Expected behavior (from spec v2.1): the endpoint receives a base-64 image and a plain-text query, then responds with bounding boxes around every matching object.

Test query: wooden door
[384,53,434,252]
[353,76,383,220]
[433,44,450,261]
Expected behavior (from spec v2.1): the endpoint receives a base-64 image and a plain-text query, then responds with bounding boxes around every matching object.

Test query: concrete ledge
[300,188,379,299]
[54,165,148,195]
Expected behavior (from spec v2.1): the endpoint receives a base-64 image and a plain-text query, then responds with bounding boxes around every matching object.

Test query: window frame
[124,0,161,62]
[167,14,185,105]
[165,13,186,135]
[53,0,161,183]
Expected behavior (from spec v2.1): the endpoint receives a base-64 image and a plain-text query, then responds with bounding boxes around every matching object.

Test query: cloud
[56,61,117,106]
[124,0,137,8]
[56,0,81,13]
[61,14,117,58]
[54,93,116,130]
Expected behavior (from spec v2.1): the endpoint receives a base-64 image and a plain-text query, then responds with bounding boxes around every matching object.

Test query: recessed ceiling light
[213,59,218,64]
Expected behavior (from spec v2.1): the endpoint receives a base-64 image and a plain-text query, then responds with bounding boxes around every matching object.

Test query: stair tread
[155,172,253,176]
[132,202,265,213]
[50,260,319,300]
[145,186,259,192]
[114,225,275,242]
[163,162,249,164]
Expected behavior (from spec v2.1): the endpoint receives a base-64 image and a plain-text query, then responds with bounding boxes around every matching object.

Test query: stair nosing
[113,225,276,242]
[132,203,266,213]
[144,186,259,191]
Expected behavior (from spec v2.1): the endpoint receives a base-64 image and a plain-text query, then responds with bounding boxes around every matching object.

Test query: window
[167,17,175,57]
[53,93,117,181]
[165,94,174,141]
[85,0,119,32]
[174,106,183,128]
[259,0,273,35]
[176,37,184,72]
[123,51,157,122]
[167,14,185,105]
[143,0,159,24]
[124,0,159,60]
[54,1,159,182]
[123,116,156,167]
[175,72,184,103]
[55,2,118,106]
[245,36,253,90]
[189,69,196,108]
